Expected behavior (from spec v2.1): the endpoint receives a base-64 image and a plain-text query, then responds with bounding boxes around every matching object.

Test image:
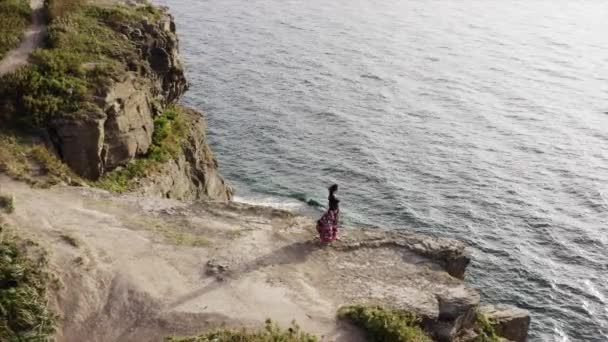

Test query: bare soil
[0,176,472,341]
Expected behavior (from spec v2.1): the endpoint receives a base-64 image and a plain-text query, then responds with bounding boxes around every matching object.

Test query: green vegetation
[337,305,432,342]
[167,320,318,342]
[149,218,210,247]
[44,0,85,21]
[0,0,31,59]
[0,131,79,187]
[94,106,186,192]
[472,310,500,342]
[0,195,14,214]
[0,1,161,129]
[0,224,55,340]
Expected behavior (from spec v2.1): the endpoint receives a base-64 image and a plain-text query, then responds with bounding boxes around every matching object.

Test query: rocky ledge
[1,179,530,341]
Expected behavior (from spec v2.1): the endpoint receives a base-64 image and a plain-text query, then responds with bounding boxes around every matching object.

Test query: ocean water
[153,0,608,340]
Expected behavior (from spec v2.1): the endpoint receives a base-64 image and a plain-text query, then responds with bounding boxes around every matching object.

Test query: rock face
[136,107,233,201]
[479,304,531,342]
[46,6,231,201]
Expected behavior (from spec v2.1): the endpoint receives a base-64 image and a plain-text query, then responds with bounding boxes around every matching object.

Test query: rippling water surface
[153,0,608,339]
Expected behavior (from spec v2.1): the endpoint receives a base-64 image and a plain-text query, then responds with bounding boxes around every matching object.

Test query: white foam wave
[233,195,307,211]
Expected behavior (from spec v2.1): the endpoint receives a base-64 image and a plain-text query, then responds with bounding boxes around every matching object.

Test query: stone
[101,75,155,171]
[51,116,105,179]
[479,304,530,342]
[429,287,480,341]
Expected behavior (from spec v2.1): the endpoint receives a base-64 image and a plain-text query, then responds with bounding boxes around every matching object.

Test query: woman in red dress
[316,184,340,243]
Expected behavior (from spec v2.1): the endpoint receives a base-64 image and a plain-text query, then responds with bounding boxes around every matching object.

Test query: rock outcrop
[479,304,531,342]
[45,5,231,201]
[136,107,233,201]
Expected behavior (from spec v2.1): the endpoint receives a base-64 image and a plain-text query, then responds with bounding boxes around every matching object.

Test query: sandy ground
[0,176,474,341]
[0,0,46,76]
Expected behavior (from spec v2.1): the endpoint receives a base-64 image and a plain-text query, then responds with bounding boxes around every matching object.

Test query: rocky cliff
[50,7,188,180]
[0,2,231,201]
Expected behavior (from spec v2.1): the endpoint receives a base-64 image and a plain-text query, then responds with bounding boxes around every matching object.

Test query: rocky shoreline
[0,1,530,341]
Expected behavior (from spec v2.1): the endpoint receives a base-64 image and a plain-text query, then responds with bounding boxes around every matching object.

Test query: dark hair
[329,184,338,193]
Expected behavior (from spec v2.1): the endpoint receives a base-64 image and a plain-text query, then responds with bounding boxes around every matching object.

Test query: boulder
[429,287,480,341]
[479,304,530,342]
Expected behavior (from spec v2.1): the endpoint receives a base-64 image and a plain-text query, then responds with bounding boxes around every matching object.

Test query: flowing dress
[316,208,339,242]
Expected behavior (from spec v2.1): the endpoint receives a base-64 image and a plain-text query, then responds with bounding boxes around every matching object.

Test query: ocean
[153,0,608,340]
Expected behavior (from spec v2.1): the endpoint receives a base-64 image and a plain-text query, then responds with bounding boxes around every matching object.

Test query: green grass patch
[338,305,432,342]
[0,195,14,214]
[0,0,31,60]
[167,320,318,342]
[44,0,85,21]
[151,220,210,247]
[0,1,161,129]
[0,224,55,340]
[94,106,186,192]
[472,310,500,342]
[0,131,80,188]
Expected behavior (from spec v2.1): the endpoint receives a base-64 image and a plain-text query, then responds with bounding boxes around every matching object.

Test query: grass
[167,320,318,342]
[0,195,14,214]
[0,0,31,60]
[153,222,210,247]
[44,0,85,21]
[0,1,162,129]
[0,131,80,188]
[471,310,500,342]
[337,305,433,342]
[94,106,187,192]
[0,223,55,340]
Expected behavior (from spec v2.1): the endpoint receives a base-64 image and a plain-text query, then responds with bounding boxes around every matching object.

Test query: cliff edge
[0,177,530,342]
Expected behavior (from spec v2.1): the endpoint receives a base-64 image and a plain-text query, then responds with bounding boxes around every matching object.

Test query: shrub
[0,225,55,340]
[44,0,85,21]
[167,320,318,342]
[472,310,500,342]
[0,0,31,59]
[337,305,432,342]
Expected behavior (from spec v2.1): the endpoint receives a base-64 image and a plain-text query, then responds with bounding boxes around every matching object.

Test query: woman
[316,184,340,243]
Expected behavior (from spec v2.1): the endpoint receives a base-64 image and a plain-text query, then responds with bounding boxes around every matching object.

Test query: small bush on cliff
[167,320,318,342]
[472,310,500,342]
[338,305,432,342]
[0,224,55,340]
[94,106,186,192]
[0,0,31,59]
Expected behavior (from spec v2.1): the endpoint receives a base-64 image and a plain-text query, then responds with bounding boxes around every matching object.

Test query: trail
[0,0,46,76]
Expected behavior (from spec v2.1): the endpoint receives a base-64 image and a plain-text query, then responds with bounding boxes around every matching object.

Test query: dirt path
[0,176,475,341]
[0,0,46,76]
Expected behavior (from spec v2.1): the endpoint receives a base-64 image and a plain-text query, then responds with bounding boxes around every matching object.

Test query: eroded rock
[479,304,531,342]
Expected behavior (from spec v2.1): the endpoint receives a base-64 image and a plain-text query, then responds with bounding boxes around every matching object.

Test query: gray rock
[479,304,530,342]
